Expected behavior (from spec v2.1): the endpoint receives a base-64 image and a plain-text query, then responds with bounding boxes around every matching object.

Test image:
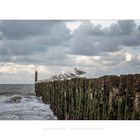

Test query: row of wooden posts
[35,74,140,120]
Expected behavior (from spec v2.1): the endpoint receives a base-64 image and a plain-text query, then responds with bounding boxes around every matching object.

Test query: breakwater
[35,74,140,120]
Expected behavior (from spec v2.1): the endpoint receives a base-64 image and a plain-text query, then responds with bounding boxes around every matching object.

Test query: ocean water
[0,84,57,120]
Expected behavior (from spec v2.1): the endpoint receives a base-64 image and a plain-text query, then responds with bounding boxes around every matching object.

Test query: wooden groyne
[35,74,140,120]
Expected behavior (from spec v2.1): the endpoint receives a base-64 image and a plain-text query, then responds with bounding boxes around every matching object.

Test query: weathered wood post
[35,69,41,97]
[35,70,38,82]
[35,74,140,120]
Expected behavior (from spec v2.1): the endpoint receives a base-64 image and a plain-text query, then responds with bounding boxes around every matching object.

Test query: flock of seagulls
[37,68,86,83]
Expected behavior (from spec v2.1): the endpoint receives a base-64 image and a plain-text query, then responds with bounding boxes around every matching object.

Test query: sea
[0,84,57,120]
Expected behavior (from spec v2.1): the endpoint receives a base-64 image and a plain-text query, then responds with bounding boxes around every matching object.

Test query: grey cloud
[99,53,126,66]
[13,44,72,66]
[70,20,140,56]
[32,22,71,46]
[117,20,136,34]
[0,20,139,84]
[0,20,59,39]
[0,20,140,76]
[127,55,140,68]
[0,40,48,55]
[0,21,71,47]
[0,20,71,64]
[0,55,11,62]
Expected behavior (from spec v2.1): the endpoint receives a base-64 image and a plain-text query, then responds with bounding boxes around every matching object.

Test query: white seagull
[74,68,86,75]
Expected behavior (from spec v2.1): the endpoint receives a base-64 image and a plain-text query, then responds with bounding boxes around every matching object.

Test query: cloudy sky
[0,20,140,84]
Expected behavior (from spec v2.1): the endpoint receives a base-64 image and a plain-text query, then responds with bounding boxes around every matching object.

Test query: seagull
[74,68,86,75]
[51,75,59,80]
[57,74,64,80]
[63,72,71,79]
[37,68,86,83]
[67,72,77,78]
[44,79,49,82]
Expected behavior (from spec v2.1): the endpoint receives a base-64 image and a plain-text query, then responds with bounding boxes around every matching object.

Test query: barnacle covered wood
[35,74,140,120]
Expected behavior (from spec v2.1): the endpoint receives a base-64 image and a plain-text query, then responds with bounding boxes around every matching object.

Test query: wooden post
[35,70,38,82]
[35,74,140,120]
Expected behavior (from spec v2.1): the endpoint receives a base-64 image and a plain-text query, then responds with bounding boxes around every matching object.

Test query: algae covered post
[35,74,140,120]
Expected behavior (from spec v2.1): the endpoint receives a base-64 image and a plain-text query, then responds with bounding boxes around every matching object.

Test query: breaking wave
[0,85,57,120]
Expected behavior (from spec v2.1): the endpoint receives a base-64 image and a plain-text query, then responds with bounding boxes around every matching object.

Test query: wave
[0,94,57,120]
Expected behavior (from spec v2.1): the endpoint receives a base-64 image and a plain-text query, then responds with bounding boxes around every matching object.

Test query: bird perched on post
[74,68,86,75]
[37,68,86,83]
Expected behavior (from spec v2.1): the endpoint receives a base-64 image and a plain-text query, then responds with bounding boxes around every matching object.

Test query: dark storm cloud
[70,20,140,56]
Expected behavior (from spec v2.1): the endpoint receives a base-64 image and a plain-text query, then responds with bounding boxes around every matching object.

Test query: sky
[0,20,140,84]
